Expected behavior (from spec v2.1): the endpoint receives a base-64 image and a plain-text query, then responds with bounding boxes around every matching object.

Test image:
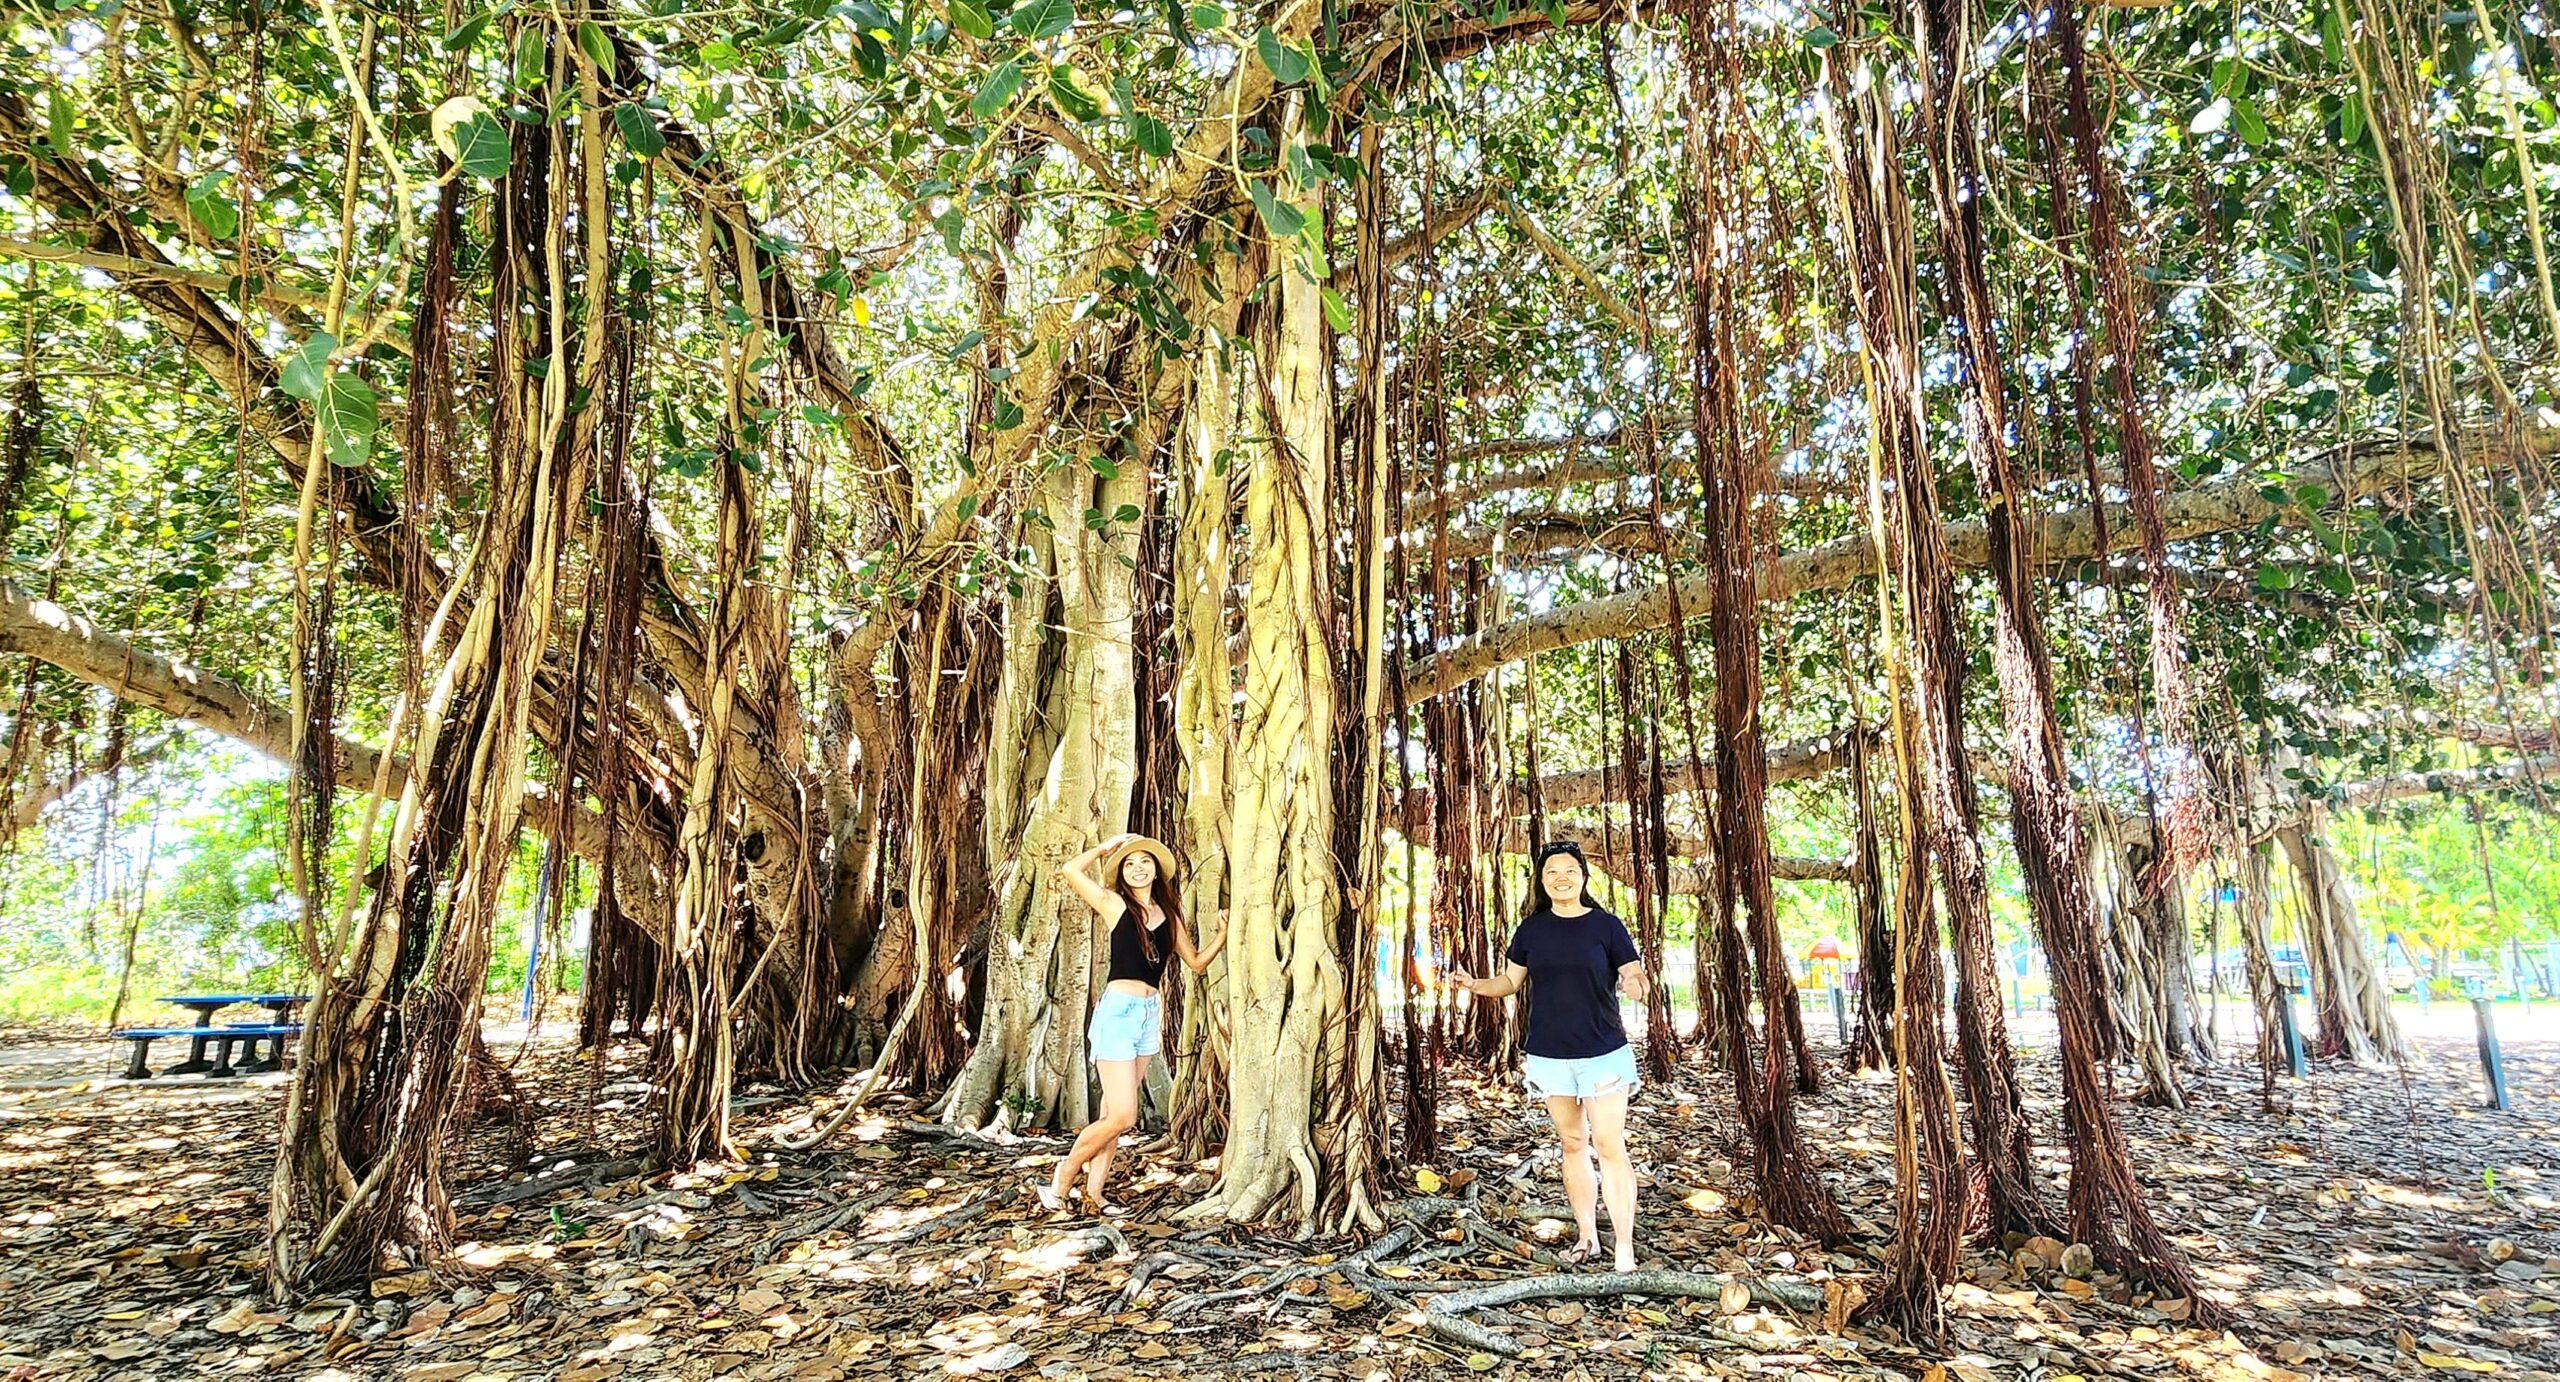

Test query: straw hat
[1104,835,1179,885]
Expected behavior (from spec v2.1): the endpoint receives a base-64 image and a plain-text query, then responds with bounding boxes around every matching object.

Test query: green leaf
[185,170,239,241]
[317,372,379,467]
[453,112,512,179]
[1320,286,1353,333]
[577,19,616,76]
[992,396,1024,430]
[956,492,980,523]
[280,332,338,404]
[613,103,666,158]
[1248,178,1305,238]
[1010,0,1076,39]
[44,89,74,159]
[434,96,513,178]
[1088,453,1119,479]
[972,60,1024,120]
[1112,503,1141,523]
[2339,93,2365,147]
[512,27,549,89]
[1047,64,1103,122]
[948,0,995,39]
[1187,2,1226,30]
[2231,99,2269,147]
[442,13,491,51]
[1255,26,1308,83]
[1803,24,1837,48]
[1129,110,1173,157]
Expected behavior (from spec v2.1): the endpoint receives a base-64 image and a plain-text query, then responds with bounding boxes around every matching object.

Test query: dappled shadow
[0,1019,2553,1379]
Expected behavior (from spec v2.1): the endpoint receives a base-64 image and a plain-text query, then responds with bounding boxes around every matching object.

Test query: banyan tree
[1,0,2554,1331]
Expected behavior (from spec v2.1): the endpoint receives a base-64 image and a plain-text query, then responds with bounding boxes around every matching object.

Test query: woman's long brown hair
[1112,858,1183,963]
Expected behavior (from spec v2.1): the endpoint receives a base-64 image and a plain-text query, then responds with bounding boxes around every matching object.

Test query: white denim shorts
[1523,1044,1641,1101]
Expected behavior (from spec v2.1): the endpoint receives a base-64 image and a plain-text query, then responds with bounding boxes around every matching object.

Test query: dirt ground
[1,1008,2555,1381]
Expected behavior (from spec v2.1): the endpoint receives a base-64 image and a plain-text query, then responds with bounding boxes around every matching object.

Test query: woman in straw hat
[1038,831,1224,1213]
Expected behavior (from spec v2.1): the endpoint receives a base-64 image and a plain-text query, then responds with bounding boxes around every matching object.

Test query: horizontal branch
[1399,425,2560,705]
[1524,821,1854,885]
[2329,753,2557,812]
[1395,728,1863,825]
[0,580,389,786]
[0,581,623,869]
[0,733,176,847]
[1382,184,1502,268]
[1533,728,1868,809]
[0,233,335,316]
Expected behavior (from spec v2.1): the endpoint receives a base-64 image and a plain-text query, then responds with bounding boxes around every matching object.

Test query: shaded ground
[1,1013,2555,1381]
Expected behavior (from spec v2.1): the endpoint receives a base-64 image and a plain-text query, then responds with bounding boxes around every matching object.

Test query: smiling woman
[1446,841,1650,1272]
[1041,832,1223,1216]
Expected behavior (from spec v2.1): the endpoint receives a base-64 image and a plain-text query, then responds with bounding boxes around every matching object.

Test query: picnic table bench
[114,993,307,1079]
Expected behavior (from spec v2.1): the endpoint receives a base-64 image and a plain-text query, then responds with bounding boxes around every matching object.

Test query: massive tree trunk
[1906,0,2201,1303]
[1164,312,1240,1161]
[1185,117,1380,1229]
[938,458,1143,1132]
[265,42,604,1287]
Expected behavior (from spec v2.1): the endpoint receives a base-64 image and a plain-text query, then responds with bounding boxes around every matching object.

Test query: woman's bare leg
[1545,1094,1599,1258]
[1584,1089,1639,1271]
[1043,1057,1142,1209]
[1082,1055,1148,1208]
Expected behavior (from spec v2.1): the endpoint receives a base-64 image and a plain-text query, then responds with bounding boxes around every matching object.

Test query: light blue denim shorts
[1523,1044,1641,1101]
[1087,990,1163,1062]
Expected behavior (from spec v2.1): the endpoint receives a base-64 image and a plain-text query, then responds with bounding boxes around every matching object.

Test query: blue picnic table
[113,993,308,1079]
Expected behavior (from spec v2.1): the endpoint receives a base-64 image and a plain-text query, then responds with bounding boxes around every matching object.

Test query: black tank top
[1107,908,1172,986]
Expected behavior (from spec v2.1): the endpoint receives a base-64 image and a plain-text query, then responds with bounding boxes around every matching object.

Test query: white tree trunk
[940,461,1142,1130]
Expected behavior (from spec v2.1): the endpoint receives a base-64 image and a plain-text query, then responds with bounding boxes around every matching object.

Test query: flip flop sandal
[1559,1242,1602,1266]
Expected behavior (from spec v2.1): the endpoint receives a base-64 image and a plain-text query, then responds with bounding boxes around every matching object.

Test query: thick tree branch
[1394,727,1863,825]
[0,580,632,870]
[2329,753,2558,812]
[1382,184,1502,268]
[1400,426,2560,705]
[1500,193,1648,341]
[0,732,176,847]
[0,580,389,785]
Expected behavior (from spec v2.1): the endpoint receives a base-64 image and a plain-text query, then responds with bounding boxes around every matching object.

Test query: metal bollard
[2475,998,2513,1111]
[2277,986,2309,1077]
[1830,987,1847,1042]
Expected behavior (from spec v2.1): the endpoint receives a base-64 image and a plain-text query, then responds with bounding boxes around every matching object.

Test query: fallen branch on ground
[463,1155,651,1207]
[1420,1270,1823,1356]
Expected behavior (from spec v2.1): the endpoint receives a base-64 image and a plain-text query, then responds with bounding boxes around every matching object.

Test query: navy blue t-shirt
[1505,906,1641,1059]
